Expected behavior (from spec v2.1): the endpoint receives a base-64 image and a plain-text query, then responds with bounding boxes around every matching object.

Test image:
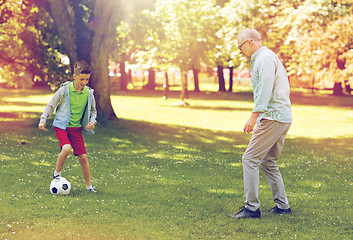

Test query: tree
[0,0,69,88]
[113,22,135,91]
[282,0,353,93]
[136,0,223,98]
[112,1,156,91]
[39,0,123,121]
[39,0,155,121]
[122,7,165,90]
[224,0,353,94]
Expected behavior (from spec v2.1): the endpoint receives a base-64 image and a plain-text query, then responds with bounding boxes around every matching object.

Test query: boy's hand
[38,122,46,131]
[86,122,94,131]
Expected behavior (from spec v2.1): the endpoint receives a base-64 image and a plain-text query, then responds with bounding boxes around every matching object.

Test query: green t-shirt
[67,82,89,127]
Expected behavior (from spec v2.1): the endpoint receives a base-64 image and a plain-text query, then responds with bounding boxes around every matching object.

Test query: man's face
[73,73,90,90]
[237,39,251,58]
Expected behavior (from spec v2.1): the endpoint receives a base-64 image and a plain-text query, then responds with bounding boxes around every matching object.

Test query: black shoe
[268,206,292,214]
[228,206,261,219]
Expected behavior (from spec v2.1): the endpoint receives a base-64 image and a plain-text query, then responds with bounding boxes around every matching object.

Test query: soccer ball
[50,177,71,195]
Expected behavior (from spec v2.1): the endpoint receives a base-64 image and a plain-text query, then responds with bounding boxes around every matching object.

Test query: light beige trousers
[242,119,291,211]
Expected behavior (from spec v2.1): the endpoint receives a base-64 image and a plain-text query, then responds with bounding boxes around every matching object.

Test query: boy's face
[73,73,90,90]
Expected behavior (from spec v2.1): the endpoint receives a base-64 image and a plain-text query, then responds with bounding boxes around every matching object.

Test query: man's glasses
[238,40,249,51]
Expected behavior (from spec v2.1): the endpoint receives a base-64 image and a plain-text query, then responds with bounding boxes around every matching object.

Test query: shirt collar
[69,81,87,94]
[251,46,268,64]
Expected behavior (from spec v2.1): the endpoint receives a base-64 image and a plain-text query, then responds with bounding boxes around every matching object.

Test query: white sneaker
[87,187,97,193]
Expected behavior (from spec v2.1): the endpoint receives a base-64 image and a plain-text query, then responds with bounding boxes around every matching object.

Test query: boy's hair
[74,60,92,75]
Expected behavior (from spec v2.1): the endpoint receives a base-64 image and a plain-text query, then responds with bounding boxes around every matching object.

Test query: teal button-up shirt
[250,46,292,124]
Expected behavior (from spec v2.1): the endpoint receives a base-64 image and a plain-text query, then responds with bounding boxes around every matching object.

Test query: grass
[0,87,353,239]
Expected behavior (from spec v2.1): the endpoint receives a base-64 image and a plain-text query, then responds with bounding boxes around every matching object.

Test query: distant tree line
[0,0,352,119]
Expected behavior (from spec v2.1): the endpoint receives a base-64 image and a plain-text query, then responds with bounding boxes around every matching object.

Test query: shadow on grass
[1,112,352,160]
[0,87,52,98]
[92,118,251,157]
[1,115,353,239]
[112,89,254,102]
[166,105,253,111]
[284,136,353,159]
[1,89,353,239]
[290,91,353,108]
[112,89,353,108]
[0,111,41,119]
[0,100,45,107]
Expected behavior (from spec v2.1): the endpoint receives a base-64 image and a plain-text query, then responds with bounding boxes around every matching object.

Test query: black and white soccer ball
[50,177,71,195]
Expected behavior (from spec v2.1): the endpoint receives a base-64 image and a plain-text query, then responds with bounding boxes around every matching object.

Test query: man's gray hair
[237,29,261,42]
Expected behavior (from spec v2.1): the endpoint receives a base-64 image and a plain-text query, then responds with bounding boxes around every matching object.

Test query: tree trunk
[72,1,93,65]
[217,65,226,92]
[163,71,169,99]
[180,71,188,101]
[91,45,117,121]
[47,0,78,71]
[90,0,120,121]
[46,0,121,121]
[228,66,234,92]
[192,67,200,92]
[333,82,344,96]
[145,68,156,89]
[119,56,127,91]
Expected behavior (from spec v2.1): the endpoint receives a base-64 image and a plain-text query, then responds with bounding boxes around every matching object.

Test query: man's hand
[86,122,95,131]
[243,112,261,133]
[38,122,46,131]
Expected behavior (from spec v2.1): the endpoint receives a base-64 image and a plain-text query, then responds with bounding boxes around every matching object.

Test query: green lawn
[0,88,353,239]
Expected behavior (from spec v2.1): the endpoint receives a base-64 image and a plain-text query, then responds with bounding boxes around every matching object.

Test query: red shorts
[53,127,86,156]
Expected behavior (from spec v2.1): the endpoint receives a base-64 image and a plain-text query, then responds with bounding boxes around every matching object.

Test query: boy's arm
[89,93,97,125]
[38,88,61,129]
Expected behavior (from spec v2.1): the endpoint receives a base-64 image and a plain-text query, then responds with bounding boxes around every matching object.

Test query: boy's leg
[77,154,91,187]
[53,127,72,177]
[56,144,72,172]
[67,127,95,191]
[66,127,90,186]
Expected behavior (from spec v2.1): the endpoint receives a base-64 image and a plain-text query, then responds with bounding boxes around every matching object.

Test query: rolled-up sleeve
[89,93,97,125]
[252,56,276,113]
[40,88,61,123]
[250,46,292,123]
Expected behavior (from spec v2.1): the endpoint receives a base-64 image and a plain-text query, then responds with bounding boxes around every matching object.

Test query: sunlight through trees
[1,0,352,118]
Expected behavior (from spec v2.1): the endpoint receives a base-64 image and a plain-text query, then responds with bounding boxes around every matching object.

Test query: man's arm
[253,55,276,113]
[243,112,261,133]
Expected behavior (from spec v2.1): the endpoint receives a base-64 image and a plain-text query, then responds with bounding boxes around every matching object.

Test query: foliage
[0,0,69,88]
[129,0,223,73]
[1,0,353,92]
[283,0,353,87]
[127,10,166,70]
[220,0,353,89]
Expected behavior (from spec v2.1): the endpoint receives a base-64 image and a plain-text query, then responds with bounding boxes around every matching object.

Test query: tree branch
[0,0,6,7]
[47,0,78,70]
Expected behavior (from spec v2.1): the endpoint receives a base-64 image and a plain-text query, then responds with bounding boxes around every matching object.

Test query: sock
[54,171,61,176]
[86,185,93,190]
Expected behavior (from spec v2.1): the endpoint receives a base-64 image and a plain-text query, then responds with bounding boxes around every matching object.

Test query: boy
[38,60,97,192]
